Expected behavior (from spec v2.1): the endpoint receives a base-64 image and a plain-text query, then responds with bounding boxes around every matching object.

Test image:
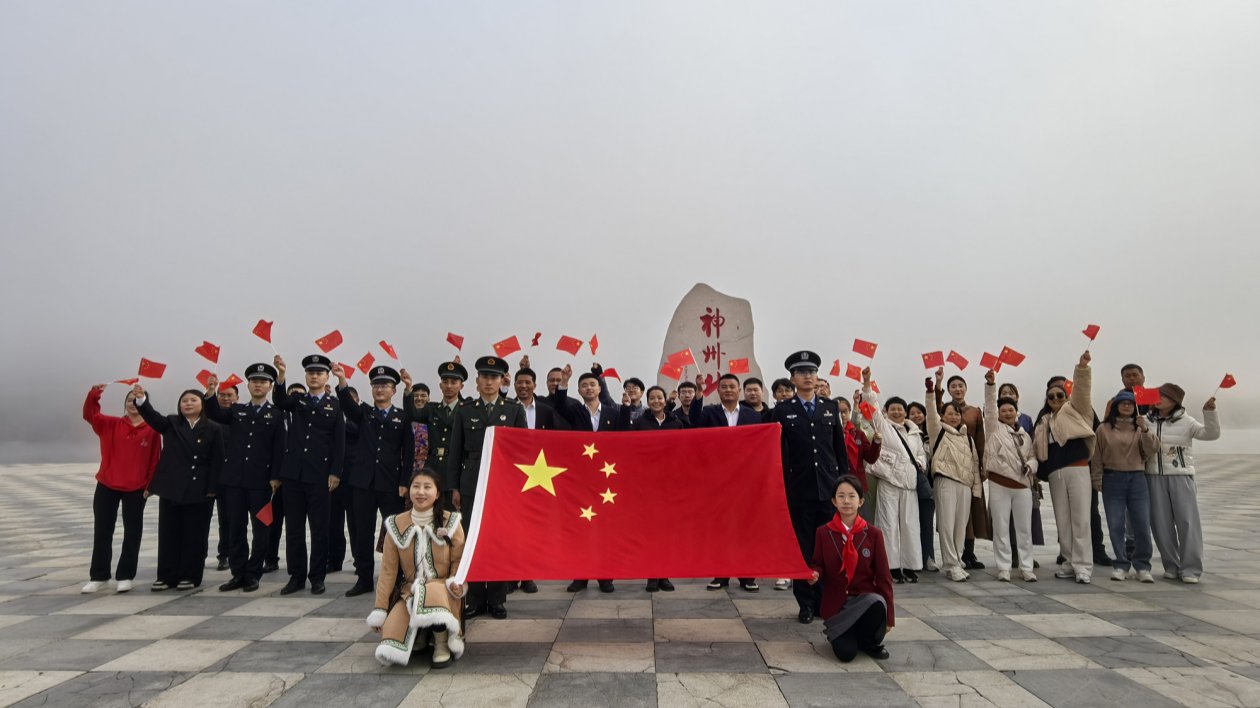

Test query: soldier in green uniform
[445,356,527,619]
[401,360,468,479]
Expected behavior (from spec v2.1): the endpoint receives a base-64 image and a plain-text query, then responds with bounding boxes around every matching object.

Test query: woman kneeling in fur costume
[366,468,466,668]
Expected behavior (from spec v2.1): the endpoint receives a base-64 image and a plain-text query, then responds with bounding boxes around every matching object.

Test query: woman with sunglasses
[1033,352,1096,583]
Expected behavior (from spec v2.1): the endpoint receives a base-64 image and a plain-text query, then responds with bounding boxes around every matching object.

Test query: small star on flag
[579,506,597,521]
[601,462,617,478]
[600,489,617,504]
[582,444,599,459]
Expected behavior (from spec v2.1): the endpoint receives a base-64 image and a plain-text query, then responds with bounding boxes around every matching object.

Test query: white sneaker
[1076,575,1091,584]
[1021,570,1038,582]
[996,570,1011,582]
[1137,570,1155,583]
[1127,568,1137,578]
[773,579,790,591]
[1182,575,1200,584]
[81,581,104,594]
[1054,567,1074,580]
[1111,568,1127,582]
[946,568,968,582]
[116,579,133,593]
[924,559,939,572]
[1163,571,1179,580]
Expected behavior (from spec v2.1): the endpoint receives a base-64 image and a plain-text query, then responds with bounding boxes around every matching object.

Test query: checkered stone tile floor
[2,458,1260,706]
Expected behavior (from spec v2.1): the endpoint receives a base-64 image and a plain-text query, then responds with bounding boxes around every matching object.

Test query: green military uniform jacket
[403,395,466,471]
[446,396,528,499]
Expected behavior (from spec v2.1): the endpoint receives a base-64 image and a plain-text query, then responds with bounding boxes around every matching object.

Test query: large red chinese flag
[493,336,522,358]
[252,319,273,343]
[455,426,810,581]
[315,330,343,353]
[138,358,167,379]
[556,335,583,356]
[852,338,878,359]
[195,341,220,364]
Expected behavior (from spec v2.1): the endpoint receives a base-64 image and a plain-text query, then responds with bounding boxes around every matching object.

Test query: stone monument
[657,283,764,400]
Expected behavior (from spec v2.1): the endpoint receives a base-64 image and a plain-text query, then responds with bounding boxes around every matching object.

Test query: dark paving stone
[777,673,916,707]
[1052,635,1212,669]
[921,615,1042,641]
[889,582,958,598]
[527,673,656,708]
[555,619,653,643]
[1005,668,1184,707]
[3,580,78,594]
[972,595,1077,615]
[743,618,827,643]
[502,600,572,620]
[654,642,767,673]
[140,596,257,616]
[1095,611,1236,634]
[449,642,552,673]
[306,596,374,618]
[207,640,349,673]
[0,614,116,641]
[11,670,193,707]
[0,639,148,670]
[1125,590,1252,611]
[650,598,739,619]
[268,673,417,708]
[0,594,96,615]
[875,640,990,672]
[170,616,296,641]
[0,639,53,663]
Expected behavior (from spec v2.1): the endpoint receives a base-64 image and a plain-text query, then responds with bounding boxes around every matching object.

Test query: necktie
[804,400,815,417]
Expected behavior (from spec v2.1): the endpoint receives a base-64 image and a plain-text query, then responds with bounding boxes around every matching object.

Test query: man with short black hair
[263,382,307,573]
[212,384,240,570]
[699,374,764,592]
[771,378,795,402]
[622,377,646,421]
[741,377,771,420]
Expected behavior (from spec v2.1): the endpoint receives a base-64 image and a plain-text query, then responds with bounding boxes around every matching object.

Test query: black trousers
[830,602,887,662]
[352,487,404,583]
[460,494,507,607]
[220,485,272,582]
[282,480,330,584]
[788,498,833,611]
[918,495,936,564]
[329,483,354,569]
[90,483,147,582]
[1090,489,1107,557]
[214,490,229,560]
[267,489,285,563]
[156,497,214,586]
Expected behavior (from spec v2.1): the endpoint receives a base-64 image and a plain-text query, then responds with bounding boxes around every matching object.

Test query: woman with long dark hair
[1092,390,1157,582]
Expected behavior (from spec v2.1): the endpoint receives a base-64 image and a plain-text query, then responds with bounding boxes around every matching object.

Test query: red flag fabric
[114,378,140,386]
[339,364,355,380]
[601,368,621,381]
[589,334,599,355]
[829,360,841,377]
[922,351,945,369]
[195,341,220,364]
[1082,324,1101,341]
[946,351,969,370]
[660,363,684,381]
[196,369,213,388]
[455,426,810,581]
[531,332,542,347]
[1064,380,1074,397]
[858,401,876,421]
[980,353,1003,372]
[872,381,881,394]
[138,358,167,379]
[252,319,273,343]
[315,330,343,353]
[256,501,274,526]
[1133,385,1160,406]
[493,336,522,358]
[998,346,1025,367]
[1220,374,1237,389]
[556,336,584,356]
[728,358,750,375]
[852,338,878,359]
[845,363,862,382]
[446,332,464,350]
[379,340,398,360]
[356,352,376,375]
[219,374,243,390]
[667,349,697,367]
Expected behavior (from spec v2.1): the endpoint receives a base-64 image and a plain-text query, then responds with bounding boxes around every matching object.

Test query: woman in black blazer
[133,385,224,591]
[630,386,684,591]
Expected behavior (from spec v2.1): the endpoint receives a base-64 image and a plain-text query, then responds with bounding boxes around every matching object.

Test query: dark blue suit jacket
[696,403,764,428]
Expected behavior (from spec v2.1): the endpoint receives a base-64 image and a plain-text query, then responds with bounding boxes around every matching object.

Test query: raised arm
[83,385,110,433]
[1069,353,1093,420]
[982,371,999,432]
[133,390,171,433]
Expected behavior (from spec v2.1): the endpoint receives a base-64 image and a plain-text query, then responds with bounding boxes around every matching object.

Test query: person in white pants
[861,368,924,584]
[925,368,983,582]
[982,370,1039,582]
[1034,353,1097,584]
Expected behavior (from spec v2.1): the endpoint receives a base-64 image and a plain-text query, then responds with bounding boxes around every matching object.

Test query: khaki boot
[431,630,452,668]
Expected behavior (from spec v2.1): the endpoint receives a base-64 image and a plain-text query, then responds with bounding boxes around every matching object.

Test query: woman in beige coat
[1034,353,1096,583]
[926,368,983,582]
[367,468,466,668]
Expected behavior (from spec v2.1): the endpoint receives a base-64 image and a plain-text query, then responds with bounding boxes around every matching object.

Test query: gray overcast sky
[2,1,1259,461]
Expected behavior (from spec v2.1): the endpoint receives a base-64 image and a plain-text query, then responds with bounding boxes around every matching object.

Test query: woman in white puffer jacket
[862,369,926,584]
[982,370,1039,582]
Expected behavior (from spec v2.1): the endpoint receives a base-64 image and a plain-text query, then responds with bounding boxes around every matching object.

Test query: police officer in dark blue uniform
[272,354,345,596]
[204,363,285,593]
[771,350,850,623]
[335,364,414,596]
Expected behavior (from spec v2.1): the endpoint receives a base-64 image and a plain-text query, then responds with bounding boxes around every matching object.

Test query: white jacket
[982,383,1038,486]
[1144,407,1220,477]
[864,386,926,490]
[926,393,983,497]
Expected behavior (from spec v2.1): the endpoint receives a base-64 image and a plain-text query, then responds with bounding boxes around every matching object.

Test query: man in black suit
[336,365,414,597]
[204,364,285,593]
[698,373,766,592]
[272,354,346,596]
[771,351,849,623]
[328,386,359,574]
[263,382,306,574]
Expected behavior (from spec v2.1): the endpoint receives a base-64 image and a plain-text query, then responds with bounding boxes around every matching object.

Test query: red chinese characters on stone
[699,307,725,339]
[702,344,724,364]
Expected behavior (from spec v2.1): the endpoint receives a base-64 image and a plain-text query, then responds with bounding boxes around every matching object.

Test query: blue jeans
[1102,471,1152,572]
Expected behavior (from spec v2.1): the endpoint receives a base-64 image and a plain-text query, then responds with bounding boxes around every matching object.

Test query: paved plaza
[1,457,1259,706]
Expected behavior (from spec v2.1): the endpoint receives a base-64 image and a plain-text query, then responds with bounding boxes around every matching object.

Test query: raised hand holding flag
[1213,373,1237,398]
[1082,324,1101,350]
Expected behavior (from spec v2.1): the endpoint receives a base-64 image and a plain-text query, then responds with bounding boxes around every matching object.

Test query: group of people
[81,344,1222,667]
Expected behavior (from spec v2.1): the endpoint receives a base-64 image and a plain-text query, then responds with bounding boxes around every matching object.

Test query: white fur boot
[374,642,410,667]
[431,630,452,668]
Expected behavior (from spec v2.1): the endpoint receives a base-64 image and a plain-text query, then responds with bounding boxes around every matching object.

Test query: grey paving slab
[0,613,116,640]
[9,670,193,707]
[208,639,351,673]
[654,642,768,673]
[169,615,296,640]
[874,639,991,672]
[1053,635,1214,669]
[556,618,654,643]
[650,597,740,619]
[447,642,553,674]
[1096,610,1238,634]
[0,638,149,670]
[268,672,418,707]
[527,672,657,707]
[776,672,917,707]
[921,614,1044,641]
[1005,668,1185,707]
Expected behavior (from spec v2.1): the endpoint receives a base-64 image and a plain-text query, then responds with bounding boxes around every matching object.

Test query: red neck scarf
[825,513,867,583]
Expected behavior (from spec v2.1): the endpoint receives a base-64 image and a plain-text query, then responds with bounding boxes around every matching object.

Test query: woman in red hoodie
[808,474,895,662]
[81,384,161,594]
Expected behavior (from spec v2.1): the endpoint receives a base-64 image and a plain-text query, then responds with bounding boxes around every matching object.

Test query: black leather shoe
[506,581,518,594]
[520,580,538,594]
[464,603,486,619]
[345,580,373,597]
[1094,555,1113,567]
[646,580,660,592]
[566,580,588,592]
[903,570,919,584]
[963,558,986,570]
[863,645,890,660]
[598,580,615,593]
[242,578,260,593]
[659,579,675,592]
[218,577,245,592]
[262,561,279,574]
[216,558,229,571]
[280,578,304,595]
[488,604,507,619]
[891,569,906,584]
[310,581,326,595]
[798,607,814,624]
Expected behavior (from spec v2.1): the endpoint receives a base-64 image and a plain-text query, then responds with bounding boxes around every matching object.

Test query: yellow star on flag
[579,506,597,521]
[601,462,617,478]
[600,488,617,504]
[582,444,599,459]
[515,450,567,496]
